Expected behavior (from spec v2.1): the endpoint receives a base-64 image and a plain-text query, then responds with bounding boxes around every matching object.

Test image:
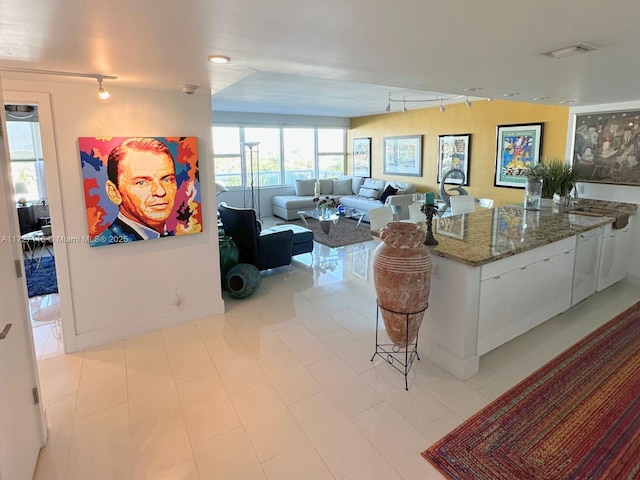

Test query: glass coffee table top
[297,208,367,234]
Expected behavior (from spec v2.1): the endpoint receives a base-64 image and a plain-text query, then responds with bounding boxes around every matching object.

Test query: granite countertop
[429,200,637,267]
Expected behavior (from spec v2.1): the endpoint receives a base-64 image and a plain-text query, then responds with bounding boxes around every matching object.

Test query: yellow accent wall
[349,99,569,206]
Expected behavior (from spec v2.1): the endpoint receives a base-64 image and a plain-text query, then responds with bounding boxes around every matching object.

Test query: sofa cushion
[271,195,317,210]
[385,181,417,195]
[320,178,334,195]
[379,184,398,204]
[351,176,364,194]
[360,178,386,199]
[295,179,316,196]
[333,178,353,195]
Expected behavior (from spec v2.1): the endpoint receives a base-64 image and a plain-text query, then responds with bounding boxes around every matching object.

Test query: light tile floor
[30,218,640,479]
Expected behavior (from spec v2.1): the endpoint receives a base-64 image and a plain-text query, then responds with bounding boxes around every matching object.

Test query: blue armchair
[218,205,294,271]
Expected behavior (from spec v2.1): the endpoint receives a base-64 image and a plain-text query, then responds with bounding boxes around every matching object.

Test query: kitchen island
[421,201,635,379]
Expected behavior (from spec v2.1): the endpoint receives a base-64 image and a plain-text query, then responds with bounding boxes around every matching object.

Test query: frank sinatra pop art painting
[79,136,202,247]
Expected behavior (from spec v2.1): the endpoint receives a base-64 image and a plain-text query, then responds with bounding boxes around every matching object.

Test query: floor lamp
[242,142,261,219]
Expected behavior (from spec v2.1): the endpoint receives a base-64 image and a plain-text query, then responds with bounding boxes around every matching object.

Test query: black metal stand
[421,203,439,245]
[371,301,427,390]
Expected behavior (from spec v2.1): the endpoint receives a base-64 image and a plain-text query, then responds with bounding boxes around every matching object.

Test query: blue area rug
[25,256,58,298]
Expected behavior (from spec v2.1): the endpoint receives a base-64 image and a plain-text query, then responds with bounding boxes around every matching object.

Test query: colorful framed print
[435,214,466,240]
[383,135,423,176]
[353,137,371,177]
[572,109,640,185]
[79,136,202,247]
[438,134,471,185]
[494,123,543,188]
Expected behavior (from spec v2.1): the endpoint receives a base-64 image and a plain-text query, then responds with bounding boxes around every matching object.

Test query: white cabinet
[478,236,575,355]
[597,219,633,292]
[572,227,602,306]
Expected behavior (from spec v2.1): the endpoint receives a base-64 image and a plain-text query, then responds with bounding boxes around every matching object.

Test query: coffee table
[297,209,339,234]
[21,230,54,269]
[297,208,367,234]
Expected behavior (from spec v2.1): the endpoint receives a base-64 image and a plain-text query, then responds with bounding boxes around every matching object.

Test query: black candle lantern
[421,201,439,246]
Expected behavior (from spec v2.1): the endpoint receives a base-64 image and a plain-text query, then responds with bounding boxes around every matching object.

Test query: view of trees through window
[213,126,345,188]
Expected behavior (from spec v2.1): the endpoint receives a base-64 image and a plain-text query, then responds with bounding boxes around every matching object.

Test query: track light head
[402,98,407,113]
[465,97,472,108]
[385,92,391,112]
[97,77,110,100]
[439,98,445,113]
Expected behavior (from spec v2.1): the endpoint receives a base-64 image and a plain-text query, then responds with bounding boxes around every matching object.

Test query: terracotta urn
[372,222,431,347]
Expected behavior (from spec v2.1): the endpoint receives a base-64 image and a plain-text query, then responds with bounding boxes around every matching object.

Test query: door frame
[4,90,77,352]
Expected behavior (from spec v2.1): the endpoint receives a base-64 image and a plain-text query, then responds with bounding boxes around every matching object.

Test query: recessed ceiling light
[543,43,598,59]
[464,87,482,92]
[559,100,576,104]
[208,55,231,64]
[503,93,521,97]
[534,97,552,101]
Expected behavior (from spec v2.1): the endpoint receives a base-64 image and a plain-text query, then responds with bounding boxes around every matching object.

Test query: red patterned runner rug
[422,301,640,479]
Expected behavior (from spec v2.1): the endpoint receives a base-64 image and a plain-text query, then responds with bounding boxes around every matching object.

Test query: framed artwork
[79,136,202,247]
[438,134,471,185]
[490,206,525,255]
[351,247,370,281]
[353,137,371,177]
[383,135,423,176]
[494,123,544,188]
[572,109,640,185]
[436,214,466,240]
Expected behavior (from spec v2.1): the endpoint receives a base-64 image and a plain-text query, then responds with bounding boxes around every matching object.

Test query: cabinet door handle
[544,258,550,262]
[0,323,12,340]
[520,266,527,270]
[564,251,571,254]
[493,275,501,279]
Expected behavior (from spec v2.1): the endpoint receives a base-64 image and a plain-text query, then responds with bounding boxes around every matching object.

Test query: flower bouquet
[313,196,338,218]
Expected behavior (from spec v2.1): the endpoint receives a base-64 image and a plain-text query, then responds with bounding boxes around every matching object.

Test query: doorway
[5,102,64,358]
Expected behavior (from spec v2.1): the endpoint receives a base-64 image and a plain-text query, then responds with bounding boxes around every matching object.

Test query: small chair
[369,206,394,232]
[450,195,476,216]
[218,205,294,271]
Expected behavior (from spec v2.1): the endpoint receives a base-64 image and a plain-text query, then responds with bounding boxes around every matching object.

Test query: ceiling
[1,0,640,118]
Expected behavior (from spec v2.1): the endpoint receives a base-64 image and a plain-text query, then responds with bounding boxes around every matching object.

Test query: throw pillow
[333,178,353,195]
[295,179,316,196]
[379,185,398,204]
[358,186,379,199]
[320,178,334,195]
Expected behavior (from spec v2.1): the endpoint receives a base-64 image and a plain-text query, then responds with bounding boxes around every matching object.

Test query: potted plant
[542,158,579,209]
[522,163,546,210]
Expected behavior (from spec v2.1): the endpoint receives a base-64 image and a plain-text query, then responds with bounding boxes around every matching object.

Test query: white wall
[3,78,224,352]
[567,101,640,283]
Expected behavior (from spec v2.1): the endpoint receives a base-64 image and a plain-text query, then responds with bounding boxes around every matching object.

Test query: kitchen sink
[567,207,629,229]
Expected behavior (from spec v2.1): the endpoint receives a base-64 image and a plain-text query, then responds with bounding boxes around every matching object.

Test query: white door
[0,84,44,480]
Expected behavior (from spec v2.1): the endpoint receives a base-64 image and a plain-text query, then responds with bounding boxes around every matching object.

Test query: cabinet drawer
[481,250,535,281]
[533,236,575,262]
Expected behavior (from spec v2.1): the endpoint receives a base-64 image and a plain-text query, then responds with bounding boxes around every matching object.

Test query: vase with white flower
[313,196,338,219]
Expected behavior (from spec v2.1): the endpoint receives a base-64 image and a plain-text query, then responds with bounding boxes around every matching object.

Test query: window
[213,125,345,189]
[212,127,242,187]
[318,129,345,179]
[283,128,314,184]
[244,128,282,187]
[6,118,46,202]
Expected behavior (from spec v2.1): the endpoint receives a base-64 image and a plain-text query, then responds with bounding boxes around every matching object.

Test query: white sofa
[271,177,417,222]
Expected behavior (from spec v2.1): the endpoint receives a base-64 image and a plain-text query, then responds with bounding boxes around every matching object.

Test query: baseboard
[71,300,225,352]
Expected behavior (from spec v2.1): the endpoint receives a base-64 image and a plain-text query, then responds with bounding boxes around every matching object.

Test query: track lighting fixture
[97,77,110,100]
[385,92,472,113]
[0,67,117,100]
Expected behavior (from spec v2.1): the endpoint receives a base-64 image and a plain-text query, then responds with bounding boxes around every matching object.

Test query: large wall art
[494,123,543,188]
[572,110,640,185]
[79,136,202,247]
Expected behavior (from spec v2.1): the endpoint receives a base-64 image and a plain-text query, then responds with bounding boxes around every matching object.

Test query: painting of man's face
[79,136,202,247]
